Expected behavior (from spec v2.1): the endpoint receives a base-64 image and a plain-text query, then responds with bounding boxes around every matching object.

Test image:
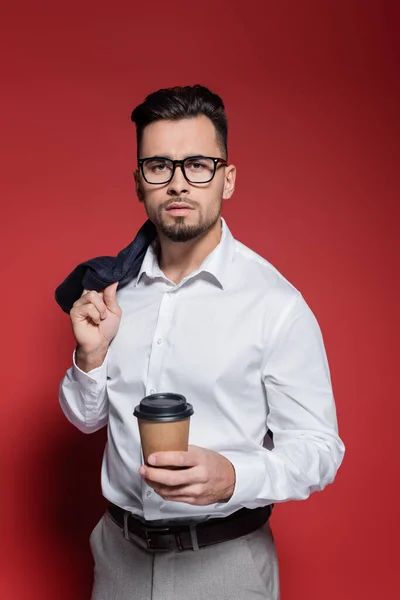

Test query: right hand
[70,282,122,361]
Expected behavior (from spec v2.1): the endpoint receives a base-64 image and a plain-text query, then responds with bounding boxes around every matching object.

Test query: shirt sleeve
[59,350,109,433]
[218,293,345,509]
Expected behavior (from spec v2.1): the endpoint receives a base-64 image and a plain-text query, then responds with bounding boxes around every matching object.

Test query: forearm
[59,350,109,433]
[219,429,344,509]
[75,344,109,372]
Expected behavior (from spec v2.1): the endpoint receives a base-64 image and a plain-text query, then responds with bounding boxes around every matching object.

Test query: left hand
[139,445,236,505]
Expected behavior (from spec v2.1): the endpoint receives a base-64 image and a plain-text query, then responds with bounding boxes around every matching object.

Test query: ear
[222,164,236,200]
[134,169,144,203]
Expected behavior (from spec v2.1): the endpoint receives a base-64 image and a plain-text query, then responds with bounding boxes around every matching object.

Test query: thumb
[103,282,120,312]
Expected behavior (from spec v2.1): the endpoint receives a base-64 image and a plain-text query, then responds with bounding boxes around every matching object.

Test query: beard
[150,198,222,243]
[159,215,219,242]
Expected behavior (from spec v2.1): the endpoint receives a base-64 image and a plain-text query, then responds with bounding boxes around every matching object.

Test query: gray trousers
[90,512,280,600]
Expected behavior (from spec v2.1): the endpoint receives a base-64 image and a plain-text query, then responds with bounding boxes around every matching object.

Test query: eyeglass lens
[142,157,216,184]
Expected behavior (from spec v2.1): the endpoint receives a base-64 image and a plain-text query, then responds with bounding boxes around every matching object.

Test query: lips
[166,203,193,211]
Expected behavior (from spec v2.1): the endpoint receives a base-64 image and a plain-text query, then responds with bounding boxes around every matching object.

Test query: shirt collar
[134,217,235,290]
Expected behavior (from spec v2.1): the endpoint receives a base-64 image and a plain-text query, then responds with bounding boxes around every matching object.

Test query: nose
[167,164,189,195]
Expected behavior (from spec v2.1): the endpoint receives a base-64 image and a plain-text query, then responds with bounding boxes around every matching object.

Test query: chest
[107,280,267,397]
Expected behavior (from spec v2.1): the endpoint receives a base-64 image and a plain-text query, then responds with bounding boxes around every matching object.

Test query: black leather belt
[107,502,272,552]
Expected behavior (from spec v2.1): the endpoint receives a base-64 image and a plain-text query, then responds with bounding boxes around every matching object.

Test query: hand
[70,283,122,370]
[139,445,236,506]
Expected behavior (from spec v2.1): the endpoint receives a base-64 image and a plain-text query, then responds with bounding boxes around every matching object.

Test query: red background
[1,1,398,598]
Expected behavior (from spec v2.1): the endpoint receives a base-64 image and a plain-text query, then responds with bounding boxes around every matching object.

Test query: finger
[103,282,121,313]
[75,291,107,319]
[147,480,201,503]
[82,289,104,299]
[168,497,201,505]
[75,303,102,325]
[151,483,203,499]
[148,449,198,469]
[140,465,197,487]
[153,490,203,505]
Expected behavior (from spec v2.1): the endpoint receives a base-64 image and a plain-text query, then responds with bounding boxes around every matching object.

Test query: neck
[157,219,222,284]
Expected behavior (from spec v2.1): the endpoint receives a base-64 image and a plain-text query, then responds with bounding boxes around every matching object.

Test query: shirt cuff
[72,349,108,394]
[215,449,267,510]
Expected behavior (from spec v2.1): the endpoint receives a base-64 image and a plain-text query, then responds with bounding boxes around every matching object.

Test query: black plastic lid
[133,393,194,423]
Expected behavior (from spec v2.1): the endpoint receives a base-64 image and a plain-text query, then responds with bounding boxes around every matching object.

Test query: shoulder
[229,239,323,353]
[231,238,301,304]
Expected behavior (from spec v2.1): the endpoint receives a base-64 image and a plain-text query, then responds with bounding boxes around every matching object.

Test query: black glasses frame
[138,155,228,185]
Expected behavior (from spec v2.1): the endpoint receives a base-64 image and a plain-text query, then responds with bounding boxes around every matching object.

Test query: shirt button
[157,338,163,345]
[150,389,155,394]
[146,490,152,498]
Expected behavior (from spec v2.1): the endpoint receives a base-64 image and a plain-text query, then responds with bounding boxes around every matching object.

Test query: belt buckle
[144,527,184,551]
[144,526,174,551]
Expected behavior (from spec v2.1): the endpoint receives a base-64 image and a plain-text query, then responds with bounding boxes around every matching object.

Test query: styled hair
[131,84,228,158]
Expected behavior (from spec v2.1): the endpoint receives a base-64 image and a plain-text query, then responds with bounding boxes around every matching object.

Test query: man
[59,85,345,600]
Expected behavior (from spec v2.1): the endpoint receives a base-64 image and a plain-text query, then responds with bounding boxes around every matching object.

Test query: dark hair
[131,84,228,159]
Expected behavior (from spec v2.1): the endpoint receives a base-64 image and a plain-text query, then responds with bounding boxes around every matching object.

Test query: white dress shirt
[59,218,345,521]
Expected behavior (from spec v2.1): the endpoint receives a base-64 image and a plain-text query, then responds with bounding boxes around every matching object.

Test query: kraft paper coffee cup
[133,393,194,465]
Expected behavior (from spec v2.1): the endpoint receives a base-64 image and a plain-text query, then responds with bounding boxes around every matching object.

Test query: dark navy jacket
[55,219,156,314]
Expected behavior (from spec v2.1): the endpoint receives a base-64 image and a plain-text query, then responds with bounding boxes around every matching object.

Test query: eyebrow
[141,154,209,160]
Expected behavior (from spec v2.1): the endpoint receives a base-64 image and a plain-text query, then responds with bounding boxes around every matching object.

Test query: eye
[145,160,171,173]
[185,158,210,172]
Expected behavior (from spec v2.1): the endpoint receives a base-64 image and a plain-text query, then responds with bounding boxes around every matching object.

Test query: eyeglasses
[138,156,227,185]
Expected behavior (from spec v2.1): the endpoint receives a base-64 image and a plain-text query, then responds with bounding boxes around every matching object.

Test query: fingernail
[148,455,156,465]
[102,312,107,319]
[139,466,146,476]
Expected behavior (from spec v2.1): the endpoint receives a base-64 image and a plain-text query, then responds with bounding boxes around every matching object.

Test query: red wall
[1,1,398,598]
